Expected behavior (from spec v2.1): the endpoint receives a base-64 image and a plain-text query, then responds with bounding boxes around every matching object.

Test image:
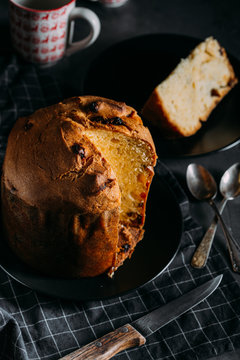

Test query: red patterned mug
[9,0,101,66]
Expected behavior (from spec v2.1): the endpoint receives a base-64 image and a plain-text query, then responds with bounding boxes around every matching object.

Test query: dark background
[1,0,240,359]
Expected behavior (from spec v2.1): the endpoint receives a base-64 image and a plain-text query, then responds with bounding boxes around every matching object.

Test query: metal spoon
[191,163,240,269]
[186,163,240,273]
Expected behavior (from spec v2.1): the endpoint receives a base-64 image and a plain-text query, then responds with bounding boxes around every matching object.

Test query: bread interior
[84,129,152,226]
[157,38,235,134]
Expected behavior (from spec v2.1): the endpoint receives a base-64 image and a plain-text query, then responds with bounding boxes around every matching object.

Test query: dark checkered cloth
[0,55,240,360]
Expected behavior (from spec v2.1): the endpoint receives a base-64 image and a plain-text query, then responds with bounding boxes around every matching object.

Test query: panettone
[142,37,238,138]
[1,96,157,278]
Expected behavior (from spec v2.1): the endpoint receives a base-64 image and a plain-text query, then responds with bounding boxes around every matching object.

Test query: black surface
[0,164,182,301]
[83,33,240,157]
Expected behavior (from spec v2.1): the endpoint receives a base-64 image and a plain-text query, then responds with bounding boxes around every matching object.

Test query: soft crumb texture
[1,96,157,278]
[142,37,238,138]
[84,130,153,224]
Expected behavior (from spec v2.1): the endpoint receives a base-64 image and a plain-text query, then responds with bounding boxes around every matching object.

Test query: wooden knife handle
[59,324,146,360]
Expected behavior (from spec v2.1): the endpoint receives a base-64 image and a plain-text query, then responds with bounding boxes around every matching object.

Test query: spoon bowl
[186,163,217,201]
[220,163,240,200]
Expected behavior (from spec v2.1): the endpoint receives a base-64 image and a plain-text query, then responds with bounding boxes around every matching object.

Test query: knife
[59,274,222,360]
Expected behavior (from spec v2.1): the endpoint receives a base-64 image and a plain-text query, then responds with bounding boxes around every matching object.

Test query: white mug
[9,0,101,65]
[88,0,128,8]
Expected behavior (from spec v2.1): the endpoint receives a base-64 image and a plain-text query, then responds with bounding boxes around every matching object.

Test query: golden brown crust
[142,90,187,138]
[115,225,144,270]
[1,96,156,278]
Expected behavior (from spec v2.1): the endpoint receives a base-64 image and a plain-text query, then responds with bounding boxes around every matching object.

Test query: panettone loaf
[142,37,238,137]
[1,96,157,278]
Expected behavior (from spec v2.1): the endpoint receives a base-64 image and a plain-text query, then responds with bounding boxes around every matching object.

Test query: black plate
[0,163,182,301]
[83,33,240,157]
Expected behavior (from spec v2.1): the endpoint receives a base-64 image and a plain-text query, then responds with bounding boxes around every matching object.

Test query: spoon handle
[209,200,240,273]
[191,198,228,269]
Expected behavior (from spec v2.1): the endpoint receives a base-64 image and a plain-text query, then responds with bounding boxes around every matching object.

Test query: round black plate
[0,164,182,301]
[83,33,240,157]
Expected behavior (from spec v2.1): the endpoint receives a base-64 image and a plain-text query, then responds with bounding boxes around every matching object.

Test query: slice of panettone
[142,37,238,138]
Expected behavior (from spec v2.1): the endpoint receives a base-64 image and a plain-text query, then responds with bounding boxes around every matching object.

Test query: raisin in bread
[1,96,157,278]
[142,37,238,138]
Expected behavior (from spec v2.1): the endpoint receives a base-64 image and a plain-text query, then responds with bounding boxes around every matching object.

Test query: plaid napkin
[0,55,240,360]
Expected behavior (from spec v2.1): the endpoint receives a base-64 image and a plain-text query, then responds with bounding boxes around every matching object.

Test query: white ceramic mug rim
[9,0,75,13]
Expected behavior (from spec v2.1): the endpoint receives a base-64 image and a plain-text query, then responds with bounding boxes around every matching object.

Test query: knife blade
[59,274,222,360]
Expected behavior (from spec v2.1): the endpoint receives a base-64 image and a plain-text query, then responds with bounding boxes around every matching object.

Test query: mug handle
[66,7,100,56]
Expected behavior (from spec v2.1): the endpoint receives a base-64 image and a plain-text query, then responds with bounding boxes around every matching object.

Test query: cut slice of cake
[82,127,155,274]
[142,37,238,138]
